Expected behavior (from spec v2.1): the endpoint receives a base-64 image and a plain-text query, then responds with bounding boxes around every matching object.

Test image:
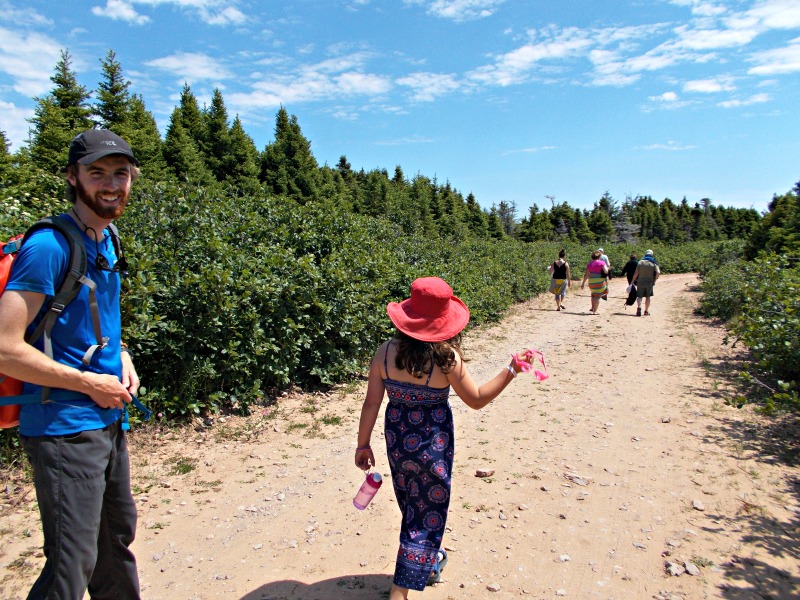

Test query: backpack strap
[20,215,108,402]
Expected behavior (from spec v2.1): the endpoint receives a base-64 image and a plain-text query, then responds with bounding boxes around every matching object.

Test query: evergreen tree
[95,49,131,130]
[124,94,168,180]
[497,200,517,235]
[569,209,593,244]
[260,107,319,203]
[225,116,260,194]
[205,88,231,180]
[745,185,800,259]
[612,203,641,243]
[178,83,207,155]
[587,202,615,242]
[464,193,488,238]
[409,174,435,235]
[486,206,505,239]
[163,108,213,185]
[0,129,9,160]
[392,165,405,185]
[28,50,93,173]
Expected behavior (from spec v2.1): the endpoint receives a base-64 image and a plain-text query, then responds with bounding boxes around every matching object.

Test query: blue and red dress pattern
[383,350,453,591]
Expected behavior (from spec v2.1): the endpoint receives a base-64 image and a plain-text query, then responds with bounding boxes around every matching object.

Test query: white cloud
[396,72,460,101]
[92,0,248,27]
[641,140,696,150]
[0,27,63,96]
[718,92,771,107]
[468,27,593,86]
[683,76,736,92]
[503,146,556,155]
[650,91,680,102]
[405,0,506,22]
[745,0,800,29]
[375,134,435,146]
[145,51,233,83]
[0,4,53,27]
[227,54,392,114]
[748,37,800,74]
[0,100,34,151]
[92,0,150,25]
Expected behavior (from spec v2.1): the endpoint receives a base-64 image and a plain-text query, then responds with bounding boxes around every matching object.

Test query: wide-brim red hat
[387,277,470,342]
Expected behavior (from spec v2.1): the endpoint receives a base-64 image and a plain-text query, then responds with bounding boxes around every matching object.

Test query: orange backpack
[0,216,112,427]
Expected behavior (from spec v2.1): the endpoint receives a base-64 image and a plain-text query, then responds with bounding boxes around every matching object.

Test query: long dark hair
[394,330,463,377]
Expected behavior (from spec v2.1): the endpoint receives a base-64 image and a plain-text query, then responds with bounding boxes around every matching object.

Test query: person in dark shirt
[621,254,638,284]
[547,248,571,311]
[620,254,639,309]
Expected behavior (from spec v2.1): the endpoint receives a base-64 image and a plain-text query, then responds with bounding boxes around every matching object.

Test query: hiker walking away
[598,248,611,273]
[621,253,638,284]
[354,277,535,600]
[0,129,142,599]
[547,248,571,311]
[620,253,638,309]
[580,250,609,314]
[632,249,661,316]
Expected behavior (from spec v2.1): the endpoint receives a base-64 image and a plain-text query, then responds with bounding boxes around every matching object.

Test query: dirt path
[1,274,799,600]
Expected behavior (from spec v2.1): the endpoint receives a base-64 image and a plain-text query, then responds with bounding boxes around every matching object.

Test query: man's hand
[120,351,140,395]
[84,373,132,409]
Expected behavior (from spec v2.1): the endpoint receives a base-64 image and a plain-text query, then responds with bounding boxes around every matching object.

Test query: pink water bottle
[353,472,383,510]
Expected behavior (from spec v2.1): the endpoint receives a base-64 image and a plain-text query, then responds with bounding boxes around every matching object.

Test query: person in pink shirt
[580,250,609,314]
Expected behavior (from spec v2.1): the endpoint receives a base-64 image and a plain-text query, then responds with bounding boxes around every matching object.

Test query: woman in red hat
[354,277,534,599]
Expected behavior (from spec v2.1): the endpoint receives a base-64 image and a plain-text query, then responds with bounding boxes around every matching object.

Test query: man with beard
[0,129,142,599]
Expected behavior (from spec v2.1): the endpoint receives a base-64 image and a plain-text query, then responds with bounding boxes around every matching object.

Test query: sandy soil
[1,273,799,600]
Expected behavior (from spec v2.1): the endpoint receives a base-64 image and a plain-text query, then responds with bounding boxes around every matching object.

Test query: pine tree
[125,94,168,180]
[95,49,131,130]
[569,209,593,244]
[496,200,517,235]
[28,50,93,172]
[178,83,207,156]
[486,206,505,239]
[464,193,488,238]
[163,108,213,185]
[205,88,230,180]
[260,107,319,203]
[587,204,615,242]
[225,116,260,194]
[0,129,9,160]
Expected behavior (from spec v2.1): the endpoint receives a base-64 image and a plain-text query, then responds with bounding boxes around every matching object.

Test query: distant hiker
[632,249,661,316]
[581,250,609,314]
[354,277,535,600]
[621,253,638,284]
[621,253,639,308]
[598,247,611,271]
[547,248,571,311]
[0,129,142,599]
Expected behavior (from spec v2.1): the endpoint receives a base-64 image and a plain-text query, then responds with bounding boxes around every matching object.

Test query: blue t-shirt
[6,215,124,436]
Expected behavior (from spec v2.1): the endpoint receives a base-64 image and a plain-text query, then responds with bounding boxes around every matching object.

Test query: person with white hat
[632,249,661,316]
[354,277,536,599]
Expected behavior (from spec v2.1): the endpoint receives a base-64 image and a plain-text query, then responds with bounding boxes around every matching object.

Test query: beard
[73,177,130,220]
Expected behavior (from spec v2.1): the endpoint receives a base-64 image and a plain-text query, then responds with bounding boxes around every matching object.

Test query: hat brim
[387,296,470,343]
[77,149,139,166]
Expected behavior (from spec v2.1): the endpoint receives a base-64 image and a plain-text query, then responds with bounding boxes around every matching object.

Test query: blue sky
[1,0,798,214]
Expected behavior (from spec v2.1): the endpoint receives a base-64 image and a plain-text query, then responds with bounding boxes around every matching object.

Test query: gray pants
[22,420,140,600]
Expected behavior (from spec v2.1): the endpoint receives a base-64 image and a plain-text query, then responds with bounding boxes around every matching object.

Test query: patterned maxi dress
[383,346,454,591]
[586,259,608,299]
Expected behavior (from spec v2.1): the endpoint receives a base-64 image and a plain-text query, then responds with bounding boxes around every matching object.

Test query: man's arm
[0,290,131,409]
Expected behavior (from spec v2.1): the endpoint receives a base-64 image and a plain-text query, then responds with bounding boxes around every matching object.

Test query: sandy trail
[1,273,798,600]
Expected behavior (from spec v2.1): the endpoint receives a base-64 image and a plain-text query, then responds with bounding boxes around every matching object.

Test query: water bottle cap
[370,472,382,483]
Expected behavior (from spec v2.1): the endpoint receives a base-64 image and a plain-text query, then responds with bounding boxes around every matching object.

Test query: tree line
[1,49,763,246]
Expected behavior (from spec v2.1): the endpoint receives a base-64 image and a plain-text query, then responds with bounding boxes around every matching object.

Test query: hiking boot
[636,307,642,316]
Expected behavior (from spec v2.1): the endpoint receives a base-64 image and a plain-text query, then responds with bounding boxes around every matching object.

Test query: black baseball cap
[68,129,139,166]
